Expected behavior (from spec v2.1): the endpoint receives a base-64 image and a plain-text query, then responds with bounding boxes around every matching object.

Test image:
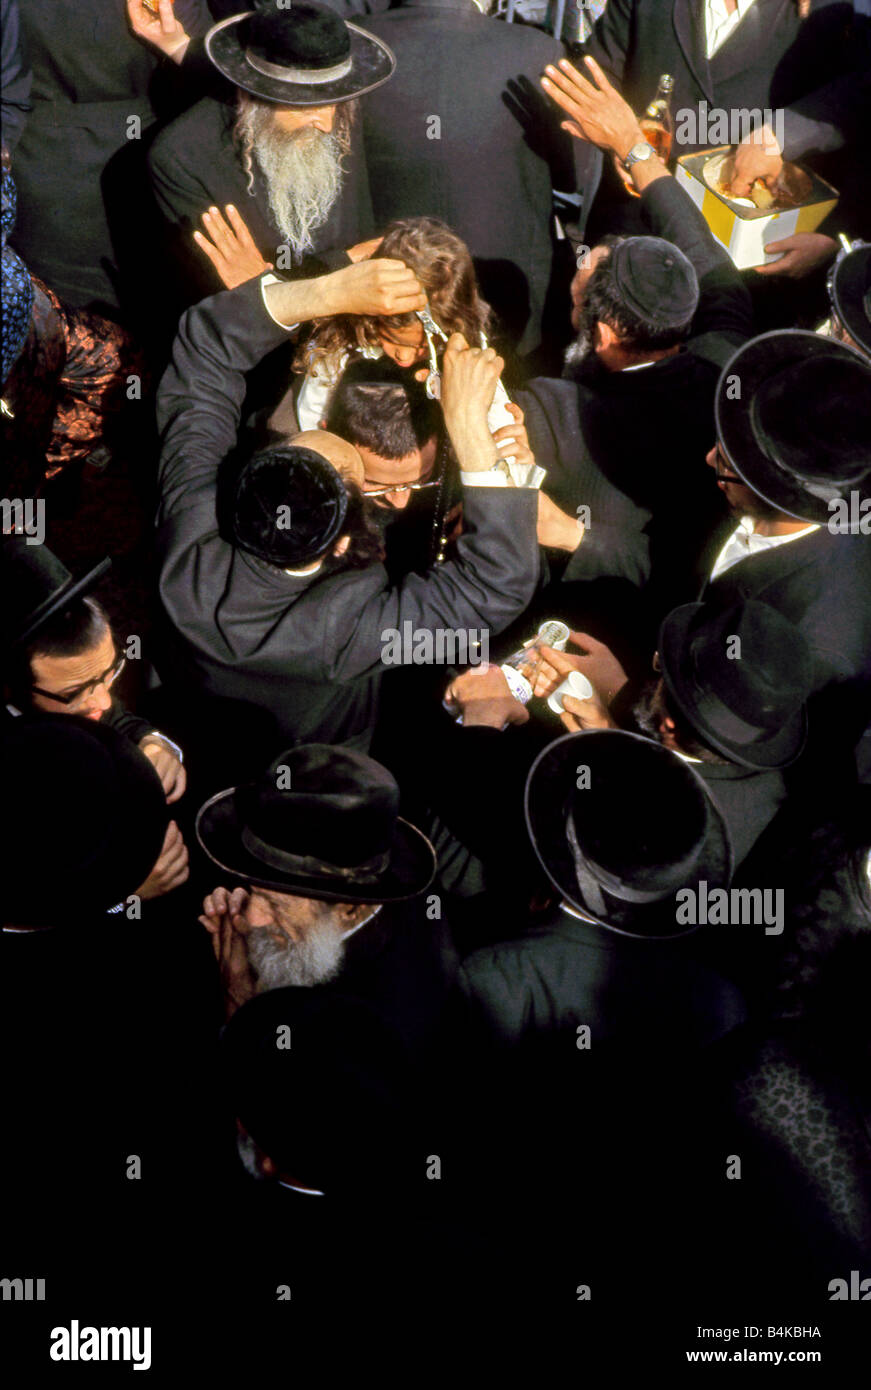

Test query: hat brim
[196,786,435,903]
[206,14,395,106]
[658,603,806,770]
[715,330,871,524]
[831,246,871,356]
[11,555,112,650]
[524,731,733,940]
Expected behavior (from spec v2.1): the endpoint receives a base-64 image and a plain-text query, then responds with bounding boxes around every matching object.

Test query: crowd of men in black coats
[2,0,870,1360]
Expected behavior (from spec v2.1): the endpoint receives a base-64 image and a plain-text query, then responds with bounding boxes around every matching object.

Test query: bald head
[291,430,364,487]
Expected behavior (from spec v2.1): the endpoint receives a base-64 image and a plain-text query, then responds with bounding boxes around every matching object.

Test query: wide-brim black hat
[1,715,168,923]
[1,535,111,650]
[221,987,411,1192]
[658,601,810,770]
[715,330,871,524]
[196,744,436,903]
[206,3,395,107]
[525,730,732,940]
[830,244,871,357]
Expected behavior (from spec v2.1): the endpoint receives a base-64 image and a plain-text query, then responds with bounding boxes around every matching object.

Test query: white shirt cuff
[260,273,299,332]
[460,462,545,489]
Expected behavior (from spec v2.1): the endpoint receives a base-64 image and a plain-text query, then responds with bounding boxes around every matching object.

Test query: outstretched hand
[193,205,273,289]
[541,55,642,159]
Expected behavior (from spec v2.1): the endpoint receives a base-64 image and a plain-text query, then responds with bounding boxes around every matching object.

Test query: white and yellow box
[675,148,838,271]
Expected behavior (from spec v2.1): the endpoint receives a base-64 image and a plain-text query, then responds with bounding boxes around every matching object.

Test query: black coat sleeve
[156,275,541,683]
[101,698,155,748]
[156,274,294,523]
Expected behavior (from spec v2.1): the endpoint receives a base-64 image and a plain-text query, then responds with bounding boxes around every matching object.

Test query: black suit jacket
[701,527,871,761]
[9,0,211,310]
[147,95,374,305]
[703,528,871,691]
[360,0,582,356]
[515,175,750,627]
[458,906,745,1050]
[155,276,540,749]
[584,0,853,156]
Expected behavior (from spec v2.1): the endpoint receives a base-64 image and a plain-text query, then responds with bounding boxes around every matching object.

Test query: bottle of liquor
[640,74,675,162]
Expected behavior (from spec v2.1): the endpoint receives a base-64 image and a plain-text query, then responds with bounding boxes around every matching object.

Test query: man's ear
[319,418,327,429]
[337,901,372,928]
[332,535,351,557]
[595,320,619,351]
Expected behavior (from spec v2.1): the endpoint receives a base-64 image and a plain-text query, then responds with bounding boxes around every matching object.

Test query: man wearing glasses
[2,540,189,900]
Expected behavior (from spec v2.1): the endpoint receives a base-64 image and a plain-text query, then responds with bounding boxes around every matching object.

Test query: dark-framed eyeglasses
[362,477,441,498]
[713,446,742,485]
[32,655,126,706]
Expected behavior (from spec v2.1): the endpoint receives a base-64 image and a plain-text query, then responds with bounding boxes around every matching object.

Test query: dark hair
[632,677,730,766]
[580,245,694,355]
[326,359,441,460]
[4,597,110,706]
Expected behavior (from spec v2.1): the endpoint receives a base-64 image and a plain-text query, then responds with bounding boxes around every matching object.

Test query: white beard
[246,920,345,990]
[237,103,347,261]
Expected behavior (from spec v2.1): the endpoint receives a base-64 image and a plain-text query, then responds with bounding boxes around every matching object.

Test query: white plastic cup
[537,620,570,651]
[547,669,593,714]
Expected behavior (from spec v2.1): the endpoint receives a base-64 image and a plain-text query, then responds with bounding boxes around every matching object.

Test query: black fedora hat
[196,744,436,902]
[1,535,111,651]
[0,715,168,924]
[206,2,395,107]
[524,730,732,939]
[658,600,813,770]
[830,243,871,358]
[221,987,411,1193]
[715,330,871,524]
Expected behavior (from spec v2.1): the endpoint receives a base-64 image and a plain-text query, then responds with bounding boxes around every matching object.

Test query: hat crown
[688,601,814,729]
[244,1,351,69]
[1,538,72,637]
[610,236,699,330]
[752,356,871,484]
[567,735,711,894]
[236,744,400,873]
[1,717,167,921]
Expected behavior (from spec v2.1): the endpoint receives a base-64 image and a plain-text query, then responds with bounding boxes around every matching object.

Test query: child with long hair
[294,216,521,445]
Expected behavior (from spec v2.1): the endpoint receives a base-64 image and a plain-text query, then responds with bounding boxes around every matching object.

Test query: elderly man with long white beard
[146,0,393,303]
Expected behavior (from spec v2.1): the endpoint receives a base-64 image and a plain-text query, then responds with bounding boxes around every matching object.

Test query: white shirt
[705,0,760,58]
[710,515,820,580]
[261,276,543,490]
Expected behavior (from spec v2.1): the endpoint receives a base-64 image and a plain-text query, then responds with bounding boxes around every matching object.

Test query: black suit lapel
[672,0,715,104]
[709,0,795,86]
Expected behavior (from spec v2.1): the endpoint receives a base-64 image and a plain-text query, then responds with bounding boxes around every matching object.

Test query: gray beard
[237,104,346,261]
[246,921,345,990]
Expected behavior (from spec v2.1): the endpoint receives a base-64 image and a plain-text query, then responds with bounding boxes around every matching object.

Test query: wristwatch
[622,140,653,172]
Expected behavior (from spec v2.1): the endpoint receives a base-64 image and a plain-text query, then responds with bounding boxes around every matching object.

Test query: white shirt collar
[705,0,760,58]
[710,515,820,580]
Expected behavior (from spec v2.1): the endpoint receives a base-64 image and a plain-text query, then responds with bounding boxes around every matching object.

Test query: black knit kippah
[610,236,699,330]
[231,445,349,569]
